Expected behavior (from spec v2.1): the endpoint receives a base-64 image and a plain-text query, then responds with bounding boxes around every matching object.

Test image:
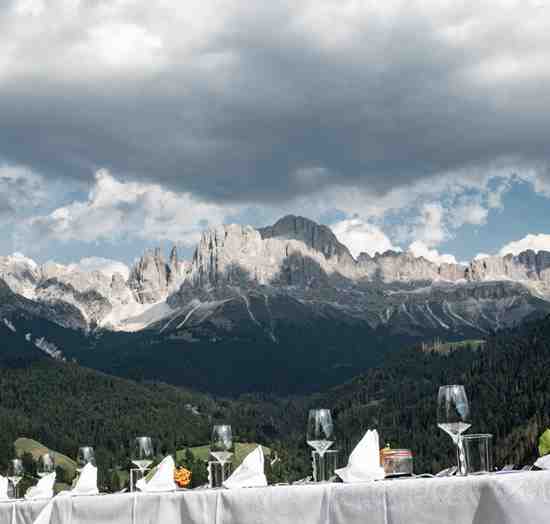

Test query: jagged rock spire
[129,247,169,303]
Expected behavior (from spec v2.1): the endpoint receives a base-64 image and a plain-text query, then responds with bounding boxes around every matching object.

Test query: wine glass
[210,425,234,482]
[437,385,472,476]
[77,446,96,473]
[132,437,154,479]
[37,452,55,478]
[306,409,334,482]
[8,459,24,498]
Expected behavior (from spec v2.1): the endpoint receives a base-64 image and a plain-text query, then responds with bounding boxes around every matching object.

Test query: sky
[1,0,550,274]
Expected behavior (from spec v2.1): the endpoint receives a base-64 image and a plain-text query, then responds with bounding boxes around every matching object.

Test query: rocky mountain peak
[128,246,189,303]
[169,245,178,269]
[0,254,40,298]
[357,252,372,263]
[259,215,355,264]
[128,248,170,303]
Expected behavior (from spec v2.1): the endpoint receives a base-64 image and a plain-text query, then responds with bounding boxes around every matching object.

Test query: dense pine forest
[321,315,550,473]
[1,315,550,486]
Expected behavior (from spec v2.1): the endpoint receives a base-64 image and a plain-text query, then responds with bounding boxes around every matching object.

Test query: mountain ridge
[1,215,550,338]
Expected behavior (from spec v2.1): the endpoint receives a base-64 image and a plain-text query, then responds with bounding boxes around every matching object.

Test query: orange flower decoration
[174,467,192,488]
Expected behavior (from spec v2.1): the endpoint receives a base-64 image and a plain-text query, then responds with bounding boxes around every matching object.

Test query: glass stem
[318,452,325,482]
[457,434,467,476]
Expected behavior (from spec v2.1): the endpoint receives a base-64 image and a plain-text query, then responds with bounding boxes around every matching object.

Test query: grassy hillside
[15,437,77,478]
[421,339,486,354]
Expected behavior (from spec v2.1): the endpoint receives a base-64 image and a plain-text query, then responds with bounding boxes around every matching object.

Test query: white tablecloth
[2,471,550,524]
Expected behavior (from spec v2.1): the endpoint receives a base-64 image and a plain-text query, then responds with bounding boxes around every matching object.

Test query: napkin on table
[25,472,56,500]
[0,474,9,501]
[534,455,550,470]
[31,464,99,524]
[71,463,99,496]
[136,456,177,493]
[223,446,268,489]
[335,429,385,483]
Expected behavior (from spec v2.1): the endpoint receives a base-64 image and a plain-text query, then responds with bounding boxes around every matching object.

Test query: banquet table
[2,471,550,524]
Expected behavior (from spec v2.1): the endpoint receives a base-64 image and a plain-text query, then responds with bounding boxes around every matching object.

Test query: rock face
[467,251,550,284]
[365,252,444,282]
[129,248,169,303]
[259,215,355,267]
[128,247,187,304]
[186,223,343,290]
[0,253,40,298]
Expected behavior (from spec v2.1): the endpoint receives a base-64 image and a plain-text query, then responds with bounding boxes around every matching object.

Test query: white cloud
[410,202,449,247]
[331,218,400,258]
[498,234,550,256]
[67,257,130,280]
[408,241,458,265]
[85,22,164,69]
[487,180,512,209]
[2,0,550,201]
[13,0,45,17]
[450,197,489,228]
[474,253,491,260]
[27,169,237,247]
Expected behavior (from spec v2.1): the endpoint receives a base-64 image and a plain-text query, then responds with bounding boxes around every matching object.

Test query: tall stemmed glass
[437,385,471,476]
[132,437,154,481]
[306,409,335,482]
[8,459,24,499]
[77,446,96,473]
[210,425,234,482]
[38,453,56,478]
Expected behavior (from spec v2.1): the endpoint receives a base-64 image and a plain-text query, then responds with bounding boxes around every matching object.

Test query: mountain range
[2,215,550,394]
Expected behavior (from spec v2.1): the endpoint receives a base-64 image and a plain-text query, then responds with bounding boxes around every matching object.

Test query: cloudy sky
[1,0,550,271]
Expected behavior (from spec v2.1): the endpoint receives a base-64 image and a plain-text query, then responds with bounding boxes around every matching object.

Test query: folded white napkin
[72,463,99,496]
[136,456,176,493]
[535,455,550,469]
[335,429,385,483]
[0,474,9,501]
[31,464,99,524]
[223,446,268,489]
[25,472,56,500]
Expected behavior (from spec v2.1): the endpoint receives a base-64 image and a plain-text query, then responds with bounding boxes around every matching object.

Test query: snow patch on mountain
[102,300,174,332]
[34,337,65,361]
[2,318,16,332]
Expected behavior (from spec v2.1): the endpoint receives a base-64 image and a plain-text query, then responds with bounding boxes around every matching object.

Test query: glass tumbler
[312,449,340,482]
[463,434,493,475]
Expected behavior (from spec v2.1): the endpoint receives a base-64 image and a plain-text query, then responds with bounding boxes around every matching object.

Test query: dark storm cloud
[1,1,550,205]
